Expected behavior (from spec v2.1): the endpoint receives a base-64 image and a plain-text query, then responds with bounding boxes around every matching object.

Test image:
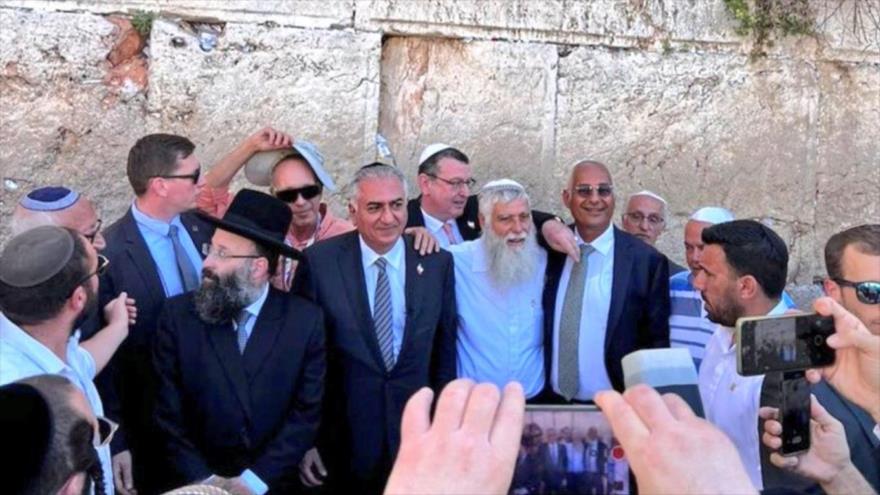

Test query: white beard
[483,227,541,288]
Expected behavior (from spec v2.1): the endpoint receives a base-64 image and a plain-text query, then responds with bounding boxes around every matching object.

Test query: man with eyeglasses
[542,160,670,403]
[620,190,686,275]
[199,127,354,290]
[152,189,323,494]
[10,186,107,249]
[0,226,133,494]
[408,143,580,259]
[99,133,214,494]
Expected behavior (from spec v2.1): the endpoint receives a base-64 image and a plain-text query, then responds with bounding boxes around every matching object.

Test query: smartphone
[780,370,811,455]
[736,312,835,376]
[519,405,631,495]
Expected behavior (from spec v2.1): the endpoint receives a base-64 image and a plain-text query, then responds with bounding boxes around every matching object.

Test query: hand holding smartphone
[736,313,836,376]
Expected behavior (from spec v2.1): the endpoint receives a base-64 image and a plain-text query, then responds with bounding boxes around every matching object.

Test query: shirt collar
[421,208,452,233]
[0,313,67,374]
[359,235,405,271]
[243,283,270,319]
[131,200,183,236]
[767,299,789,316]
[574,223,614,256]
[720,298,792,351]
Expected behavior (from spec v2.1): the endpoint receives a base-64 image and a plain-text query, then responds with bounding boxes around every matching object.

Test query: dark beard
[72,284,99,335]
[194,268,253,325]
[704,296,744,328]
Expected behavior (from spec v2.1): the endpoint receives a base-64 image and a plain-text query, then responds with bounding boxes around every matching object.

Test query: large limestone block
[1,0,355,29]
[148,19,381,206]
[378,37,558,195]
[0,9,147,238]
[555,47,820,281]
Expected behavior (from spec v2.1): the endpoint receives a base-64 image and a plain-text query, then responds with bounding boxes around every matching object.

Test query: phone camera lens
[813,335,825,346]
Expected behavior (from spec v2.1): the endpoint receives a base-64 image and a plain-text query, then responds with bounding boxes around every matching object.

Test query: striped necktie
[373,257,395,370]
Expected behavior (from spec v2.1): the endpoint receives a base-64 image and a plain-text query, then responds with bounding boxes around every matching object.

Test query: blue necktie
[168,224,200,292]
[236,311,252,354]
[373,258,395,370]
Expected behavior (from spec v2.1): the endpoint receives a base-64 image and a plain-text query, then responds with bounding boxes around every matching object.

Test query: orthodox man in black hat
[152,189,325,494]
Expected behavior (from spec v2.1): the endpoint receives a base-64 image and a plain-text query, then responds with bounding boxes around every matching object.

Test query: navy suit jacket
[94,208,212,478]
[406,194,556,241]
[292,231,457,487]
[152,288,325,491]
[542,226,671,394]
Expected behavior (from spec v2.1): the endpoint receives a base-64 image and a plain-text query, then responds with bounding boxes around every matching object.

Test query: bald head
[567,160,612,190]
[563,160,616,242]
[11,195,104,250]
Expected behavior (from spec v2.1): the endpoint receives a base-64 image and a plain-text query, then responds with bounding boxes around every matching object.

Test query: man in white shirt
[0,226,132,495]
[448,179,547,399]
[694,219,791,490]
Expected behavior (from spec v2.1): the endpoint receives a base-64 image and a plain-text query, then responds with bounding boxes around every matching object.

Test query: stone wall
[1,0,877,285]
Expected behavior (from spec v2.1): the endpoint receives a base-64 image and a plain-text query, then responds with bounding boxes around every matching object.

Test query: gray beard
[194,263,262,325]
[483,228,541,288]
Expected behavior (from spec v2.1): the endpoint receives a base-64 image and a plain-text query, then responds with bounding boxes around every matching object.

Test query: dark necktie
[373,258,395,370]
[168,224,200,292]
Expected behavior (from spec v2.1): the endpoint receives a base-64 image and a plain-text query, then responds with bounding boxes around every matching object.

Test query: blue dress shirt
[130,201,203,297]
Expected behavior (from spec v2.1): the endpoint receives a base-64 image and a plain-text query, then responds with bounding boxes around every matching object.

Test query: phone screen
[780,371,811,455]
[518,406,631,495]
[738,314,835,375]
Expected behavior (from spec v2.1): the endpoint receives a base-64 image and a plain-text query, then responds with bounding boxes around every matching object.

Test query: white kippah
[418,143,454,166]
[690,206,735,225]
[630,190,667,205]
[480,178,525,193]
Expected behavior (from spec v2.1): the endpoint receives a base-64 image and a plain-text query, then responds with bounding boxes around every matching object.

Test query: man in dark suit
[543,428,568,494]
[584,427,608,495]
[153,189,324,493]
[293,163,457,494]
[98,134,212,494]
[406,143,579,259]
[542,160,670,401]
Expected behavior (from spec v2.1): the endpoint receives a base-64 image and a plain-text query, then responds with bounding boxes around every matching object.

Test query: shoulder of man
[614,227,664,262]
[304,229,358,259]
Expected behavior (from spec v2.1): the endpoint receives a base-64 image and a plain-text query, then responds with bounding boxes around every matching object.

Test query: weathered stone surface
[148,19,381,209]
[378,37,558,189]
[0,9,148,239]
[2,0,355,29]
[555,47,824,282]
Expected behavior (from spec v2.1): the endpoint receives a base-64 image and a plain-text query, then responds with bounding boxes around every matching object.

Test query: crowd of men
[0,125,877,495]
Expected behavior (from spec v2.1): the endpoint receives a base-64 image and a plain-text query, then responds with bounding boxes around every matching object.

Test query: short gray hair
[347,163,409,202]
[478,180,531,222]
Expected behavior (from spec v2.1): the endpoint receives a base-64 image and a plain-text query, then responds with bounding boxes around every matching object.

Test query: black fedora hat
[197,189,301,260]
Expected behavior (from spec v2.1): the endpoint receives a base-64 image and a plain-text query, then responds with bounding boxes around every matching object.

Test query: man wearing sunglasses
[199,127,354,290]
[0,226,133,494]
[99,133,214,494]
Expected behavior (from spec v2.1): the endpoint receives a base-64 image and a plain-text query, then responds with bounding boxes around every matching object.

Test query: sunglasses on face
[155,167,201,183]
[94,416,119,448]
[574,184,614,198]
[834,279,880,305]
[275,184,322,203]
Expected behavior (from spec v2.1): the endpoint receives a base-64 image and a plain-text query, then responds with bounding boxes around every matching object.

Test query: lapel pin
[416,263,424,275]
[467,220,475,229]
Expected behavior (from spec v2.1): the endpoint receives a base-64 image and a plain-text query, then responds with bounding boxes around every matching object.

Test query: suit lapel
[398,236,424,363]
[121,210,166,306]
[180,210,213,253]
[205,319,253,420]
[338,235,386,372]
[456,195,481,240]
[605,228,632,351]
[242,289,284,381]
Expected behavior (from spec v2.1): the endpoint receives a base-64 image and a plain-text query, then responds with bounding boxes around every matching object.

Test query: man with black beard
[0,226,131,494]
[447,179,548,400]
[152,189,324,494]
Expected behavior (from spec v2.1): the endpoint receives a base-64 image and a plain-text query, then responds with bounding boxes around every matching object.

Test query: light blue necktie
[373,258,395,370]
[236,311,251,354]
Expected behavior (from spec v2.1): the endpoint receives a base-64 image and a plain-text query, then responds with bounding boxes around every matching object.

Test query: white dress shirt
[360,236,407,359]
[551,224,615,400]
[698,299,789,491]
[0,313,114,494]
[422,208,464,248]
[447,238,546,398]
[566,441,586,473]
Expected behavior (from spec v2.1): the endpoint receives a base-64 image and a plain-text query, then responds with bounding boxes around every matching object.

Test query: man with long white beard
[447,179,547,399]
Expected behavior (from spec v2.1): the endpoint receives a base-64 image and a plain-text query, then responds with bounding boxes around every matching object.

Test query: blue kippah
[19,186,80,212]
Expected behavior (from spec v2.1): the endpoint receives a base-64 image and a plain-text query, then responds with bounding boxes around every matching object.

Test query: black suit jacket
[406,194,556,241]
[292,231,457,489]
[542,226,670,394]
[152,289,325,491]
[94,208,212,489]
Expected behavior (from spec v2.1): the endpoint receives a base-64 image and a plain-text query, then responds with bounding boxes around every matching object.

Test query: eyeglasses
[155,167,201,183]
[94,416,119,448]
[84,219,103,245]
[275,185,322,203]
[69,254,109,297]
[574,184,614,198]
[201,243,261,260]
[834,279,880,305]
[426,174,476,191]
[624,212,665,226]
